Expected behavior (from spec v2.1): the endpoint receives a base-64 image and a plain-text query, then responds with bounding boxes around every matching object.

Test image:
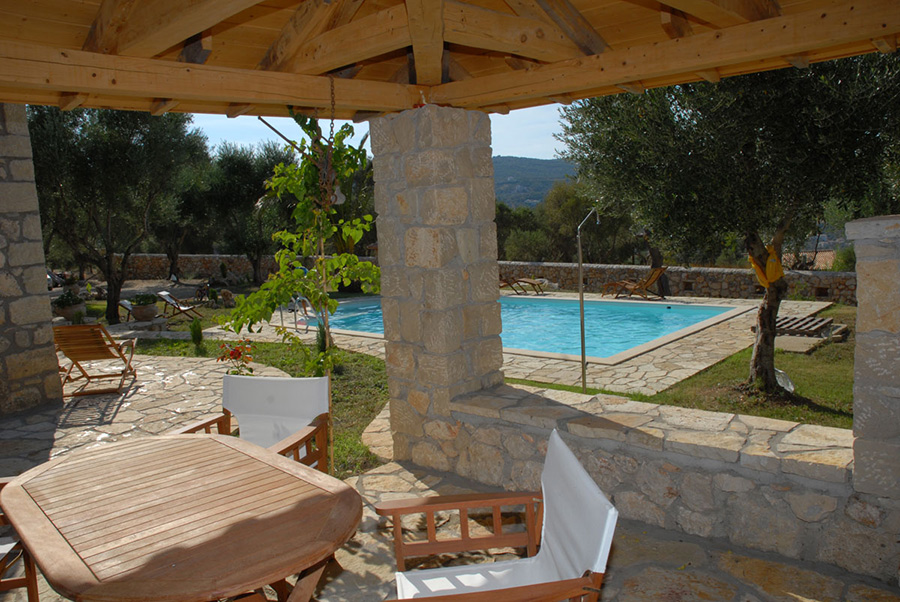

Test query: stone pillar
[370,105,503,459]
[846,216,900,499]
[0,103,63,415]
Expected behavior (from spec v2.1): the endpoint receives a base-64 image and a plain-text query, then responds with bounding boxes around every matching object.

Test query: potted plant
[51,290,86,322]
[130,293,159,321]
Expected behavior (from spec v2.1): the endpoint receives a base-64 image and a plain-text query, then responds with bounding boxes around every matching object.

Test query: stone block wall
[846,216,900,500]
[371,105,504,461]
[115,253,278,281]
[408,388,900,583]
[0,103,63,415]
[501,261,857,304]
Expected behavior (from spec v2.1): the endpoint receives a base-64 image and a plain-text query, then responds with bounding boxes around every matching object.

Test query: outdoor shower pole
[577,207,600,393]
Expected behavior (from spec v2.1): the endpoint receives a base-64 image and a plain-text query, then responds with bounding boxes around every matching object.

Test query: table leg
[286,561,327,602]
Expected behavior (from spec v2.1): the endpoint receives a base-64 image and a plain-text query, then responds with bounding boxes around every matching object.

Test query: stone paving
[188,294,833,396]
[0,356,898,601]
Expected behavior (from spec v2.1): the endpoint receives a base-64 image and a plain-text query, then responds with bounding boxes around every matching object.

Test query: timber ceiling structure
[0,0,896,120]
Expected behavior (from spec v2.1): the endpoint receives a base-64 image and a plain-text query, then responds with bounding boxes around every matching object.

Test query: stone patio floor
[0,356,898,601]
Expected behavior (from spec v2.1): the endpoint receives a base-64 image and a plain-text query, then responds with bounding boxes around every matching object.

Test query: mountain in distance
[492,156,575,208]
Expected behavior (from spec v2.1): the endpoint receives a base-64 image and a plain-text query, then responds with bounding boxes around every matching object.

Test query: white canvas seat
[378,430,618,600]
[176,374,330,472]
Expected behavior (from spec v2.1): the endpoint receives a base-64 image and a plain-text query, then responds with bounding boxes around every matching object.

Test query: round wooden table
[0,435,362,602]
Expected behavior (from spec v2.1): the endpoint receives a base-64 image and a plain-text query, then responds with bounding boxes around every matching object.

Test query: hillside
[493,156,575,208]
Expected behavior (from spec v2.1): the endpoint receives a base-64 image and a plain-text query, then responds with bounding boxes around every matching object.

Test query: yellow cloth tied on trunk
[749,245,784,288]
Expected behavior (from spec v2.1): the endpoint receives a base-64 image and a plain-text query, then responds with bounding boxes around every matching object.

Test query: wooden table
[0,435,362,602]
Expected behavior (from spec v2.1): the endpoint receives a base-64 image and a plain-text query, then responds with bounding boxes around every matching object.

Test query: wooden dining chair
[375,430,618,601]
[53,324,136,397]
[0,479,40,601]
[176,375,330,473]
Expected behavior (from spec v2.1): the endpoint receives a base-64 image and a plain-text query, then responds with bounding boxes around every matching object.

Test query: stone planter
[54,302,86,323]
[131,303,158,322]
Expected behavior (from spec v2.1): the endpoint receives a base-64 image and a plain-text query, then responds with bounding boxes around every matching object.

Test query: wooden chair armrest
[268,413,328,472]
[374,490,544,571]
[375,491,542,516]
[170,412,232,436]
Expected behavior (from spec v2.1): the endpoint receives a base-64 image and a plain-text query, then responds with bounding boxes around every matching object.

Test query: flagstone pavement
[0,355,897,601]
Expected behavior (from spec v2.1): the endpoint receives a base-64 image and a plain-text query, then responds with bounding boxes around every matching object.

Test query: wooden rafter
[258,0,342,72]
[84,0,262,58]
[533,0,608,55]
[406,0,445,85]
[871,36,897,53]
[0,39,422,113]
[443,1,583,62]
[656,0,779,28]
[282,5,412,74]
[59,92,87,111]
[430,0,900,108]
[661,7,694,39]
[178,31,213,65]
[443,51,473,82]
[150,98,179,116]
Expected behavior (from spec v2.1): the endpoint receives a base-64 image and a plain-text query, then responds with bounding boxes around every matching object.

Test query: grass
[646,303,855,428]
[135,338,387,480]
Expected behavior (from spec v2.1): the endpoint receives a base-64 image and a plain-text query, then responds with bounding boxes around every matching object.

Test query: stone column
[0,103,63,415]
[846,215,900,499]
[370,105,503,460]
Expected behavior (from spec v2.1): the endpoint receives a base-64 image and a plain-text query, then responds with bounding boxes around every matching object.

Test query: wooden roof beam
[150,98,179,116]
[0,39,422,113]
[656,0,780,29]
[84,0,264,58]
[429,0,900,108]
[533,0,609,55]
[617,82,645,94]
[784,53,810,68]
[284,5,412,74]
[406,0,445,85]
[226,104,253,118]
[696,68,721,82]
[258,0,341,72]
[443,51,473,82]
[443,1,584,63]
[59,92,87,111]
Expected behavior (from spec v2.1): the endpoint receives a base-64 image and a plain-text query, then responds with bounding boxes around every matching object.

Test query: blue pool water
[328,297,730,358]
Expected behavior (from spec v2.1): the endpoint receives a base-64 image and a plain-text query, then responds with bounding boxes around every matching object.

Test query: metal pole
[577,207,599,393]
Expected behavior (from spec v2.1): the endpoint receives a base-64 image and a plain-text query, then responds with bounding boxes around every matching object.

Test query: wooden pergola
[0,0,895,118]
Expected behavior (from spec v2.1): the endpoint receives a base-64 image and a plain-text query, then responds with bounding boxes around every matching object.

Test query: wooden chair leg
[286,561,327,602]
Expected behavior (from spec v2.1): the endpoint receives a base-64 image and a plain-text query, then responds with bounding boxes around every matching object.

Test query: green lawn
[134,338,387,480]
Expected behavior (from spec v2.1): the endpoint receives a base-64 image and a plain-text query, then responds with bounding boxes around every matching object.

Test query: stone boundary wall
[119,254,277,281]
[397,387,899,584]
[500,261,857,305]
[0,103,63,415]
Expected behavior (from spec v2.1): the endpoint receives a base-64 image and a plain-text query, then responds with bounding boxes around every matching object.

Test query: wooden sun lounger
[751,315,834,337]
[53,324,136,397]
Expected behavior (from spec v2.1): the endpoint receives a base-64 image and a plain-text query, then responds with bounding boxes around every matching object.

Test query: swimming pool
[327,296,737,360]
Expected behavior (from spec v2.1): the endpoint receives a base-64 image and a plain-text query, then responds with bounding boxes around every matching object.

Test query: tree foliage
[28,107,209,323]
[558,54,900,391]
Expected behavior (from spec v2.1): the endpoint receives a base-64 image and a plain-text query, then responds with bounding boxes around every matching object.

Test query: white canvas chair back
[222,374,329,449]
[534,429,618,579]
[394,429,617,598]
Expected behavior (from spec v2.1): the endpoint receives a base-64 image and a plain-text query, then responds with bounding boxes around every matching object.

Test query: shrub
[51,290,83,308]
[190,318,203,346]
[832,246,856,272]
[131,293,159,306]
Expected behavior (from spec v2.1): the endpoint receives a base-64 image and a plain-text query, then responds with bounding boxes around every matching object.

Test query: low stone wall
[394,385,899,584]
[121,254,277,281]
[500,261,857,305]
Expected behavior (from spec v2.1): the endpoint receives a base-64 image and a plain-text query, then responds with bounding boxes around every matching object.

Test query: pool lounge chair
[516,277,545,294]
[375,429,618,600]
[118,300,133,322]
[500,277,527,295]
[157,290,204,320]
[602,266,667,300]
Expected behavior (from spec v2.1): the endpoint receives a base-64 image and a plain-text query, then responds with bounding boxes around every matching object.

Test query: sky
[190,103,566,160]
